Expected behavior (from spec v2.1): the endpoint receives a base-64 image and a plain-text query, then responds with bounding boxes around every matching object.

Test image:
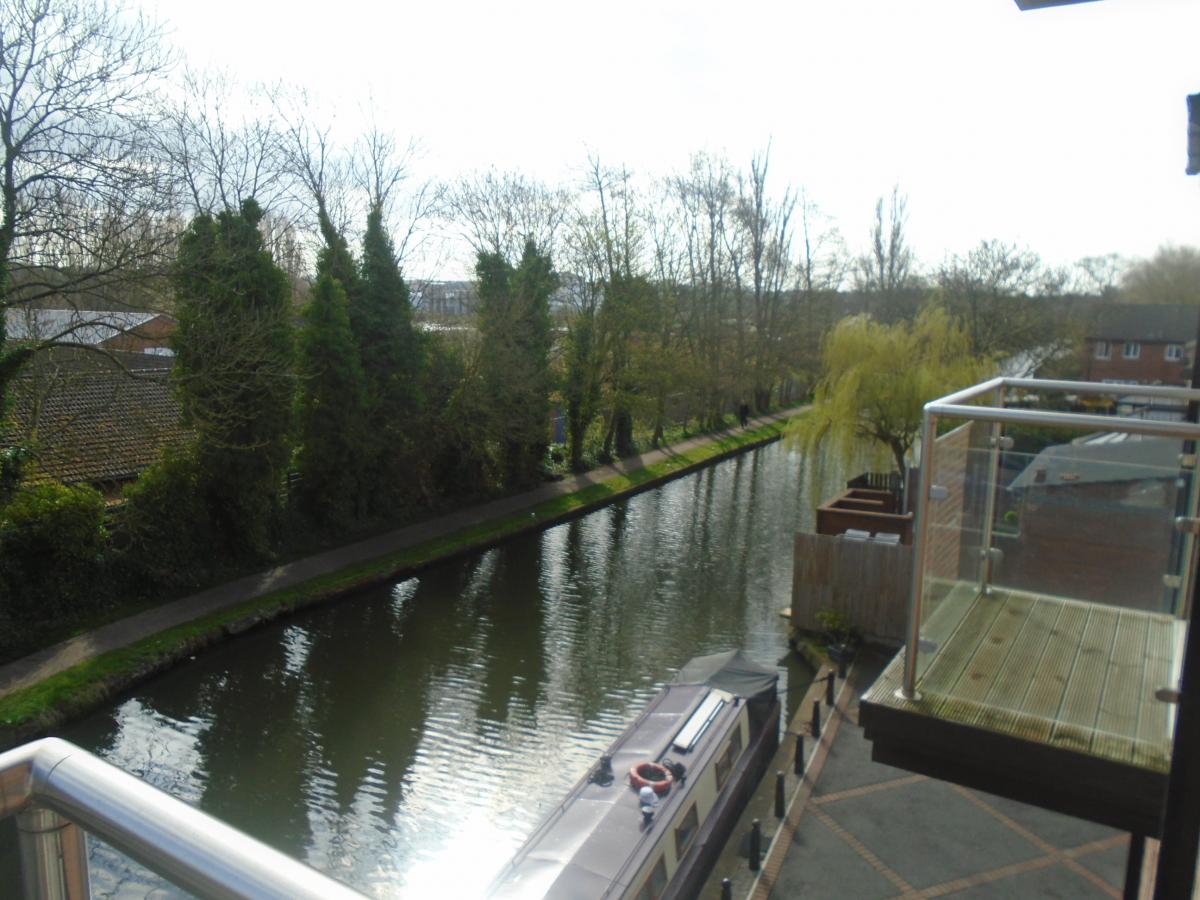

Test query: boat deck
[860,584,1176,835]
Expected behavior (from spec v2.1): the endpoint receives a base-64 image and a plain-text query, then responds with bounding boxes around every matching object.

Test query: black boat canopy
[674,650,778,705]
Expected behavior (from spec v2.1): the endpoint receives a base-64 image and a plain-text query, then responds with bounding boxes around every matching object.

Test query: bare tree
[1,0,175,430]
[446,169,571,263]
[855,186,918,318]
[936,239,1063,364]
[735,145,797,410]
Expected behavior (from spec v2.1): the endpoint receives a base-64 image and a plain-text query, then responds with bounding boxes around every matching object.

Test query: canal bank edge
[0,410,806,749]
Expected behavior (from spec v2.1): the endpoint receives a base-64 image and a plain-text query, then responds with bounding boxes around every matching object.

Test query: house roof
[1,353,190,488]
[1009,433,1181,490]
[1085,304,1200,344]
[4,309,175,347]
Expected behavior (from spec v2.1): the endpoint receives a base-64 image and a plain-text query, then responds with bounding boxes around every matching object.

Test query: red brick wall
[1085,339,1189,385]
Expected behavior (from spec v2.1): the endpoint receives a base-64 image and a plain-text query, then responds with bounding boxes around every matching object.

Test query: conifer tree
[477,239,557,488]
[295,270,368,529]
[172,199,294,558]
[357,205,427,509]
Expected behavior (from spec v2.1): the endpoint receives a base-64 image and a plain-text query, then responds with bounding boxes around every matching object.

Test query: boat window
[714,725,743,791]
[674,803,700,859]
[634,855,668,900]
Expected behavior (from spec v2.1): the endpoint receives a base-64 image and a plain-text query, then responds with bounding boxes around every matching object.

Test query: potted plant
[815,608,861,663]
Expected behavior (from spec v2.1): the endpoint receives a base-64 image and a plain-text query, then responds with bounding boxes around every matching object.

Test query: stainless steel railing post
[17,805,91,900]
[900,410,937,700]
[978,387,1004,596]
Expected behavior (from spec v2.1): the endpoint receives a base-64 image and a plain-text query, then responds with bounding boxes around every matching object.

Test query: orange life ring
[629,762,673,795]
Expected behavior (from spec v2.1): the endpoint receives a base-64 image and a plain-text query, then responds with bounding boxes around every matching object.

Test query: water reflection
[34,440,852,898]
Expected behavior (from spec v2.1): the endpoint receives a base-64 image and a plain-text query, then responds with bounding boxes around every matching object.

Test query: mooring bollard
[721,877,733,900]
[825,670,835,706]
[812,699,822,739]
[794,733,805,775]
[749,819,762,871]
[774,771,786,819]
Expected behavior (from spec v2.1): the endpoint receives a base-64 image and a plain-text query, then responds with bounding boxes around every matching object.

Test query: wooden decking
[860,585,1178,835]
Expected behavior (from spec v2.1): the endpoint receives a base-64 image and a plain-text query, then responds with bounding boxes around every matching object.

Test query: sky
[139,0,1200,280]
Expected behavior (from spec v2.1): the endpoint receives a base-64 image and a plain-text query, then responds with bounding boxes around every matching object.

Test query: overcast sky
[141,0,1199,280]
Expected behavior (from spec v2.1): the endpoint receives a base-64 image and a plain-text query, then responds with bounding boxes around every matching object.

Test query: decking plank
[1049,606,1120,755]
[862,583,1173,777]
[1016,601,1090,744]
[966,594,1065,737]
[1091,610,1150,765]
[919,592,1006,699]
[1133,615,1175,772]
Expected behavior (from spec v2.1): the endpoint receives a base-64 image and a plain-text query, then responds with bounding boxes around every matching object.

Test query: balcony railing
[894,378,1200,771]
[0,737,365,900]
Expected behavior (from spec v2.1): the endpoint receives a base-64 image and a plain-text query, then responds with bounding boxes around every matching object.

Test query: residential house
[0,350,189,501]
[4,308,177,355]
[1083,303,1197,387]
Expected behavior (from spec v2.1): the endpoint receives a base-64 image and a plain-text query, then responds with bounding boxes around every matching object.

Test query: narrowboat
[488,650,780,899]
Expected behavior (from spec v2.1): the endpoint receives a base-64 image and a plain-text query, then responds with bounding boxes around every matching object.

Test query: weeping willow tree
[791,306,990,473]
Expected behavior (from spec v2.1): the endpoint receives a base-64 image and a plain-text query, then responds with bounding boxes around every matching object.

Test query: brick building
[1083,303,1198,386]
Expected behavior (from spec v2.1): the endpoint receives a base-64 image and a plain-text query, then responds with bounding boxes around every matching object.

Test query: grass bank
[0,415,799,747]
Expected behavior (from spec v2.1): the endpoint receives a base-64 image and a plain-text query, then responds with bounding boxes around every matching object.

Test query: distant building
[4,308,177,355]
[0,350,188,501]
[1083,303,1198,387]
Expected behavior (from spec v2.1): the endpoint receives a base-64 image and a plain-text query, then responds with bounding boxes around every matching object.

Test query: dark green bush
[0,480,108,659]
[115,446,217,591]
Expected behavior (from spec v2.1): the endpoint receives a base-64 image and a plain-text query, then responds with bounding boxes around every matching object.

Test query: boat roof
[489,682,741,899]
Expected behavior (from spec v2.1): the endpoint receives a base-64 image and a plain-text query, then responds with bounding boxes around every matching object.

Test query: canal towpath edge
[0,407,805,741]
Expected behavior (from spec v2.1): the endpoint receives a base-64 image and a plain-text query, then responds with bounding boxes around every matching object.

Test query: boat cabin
[489,651,779,900]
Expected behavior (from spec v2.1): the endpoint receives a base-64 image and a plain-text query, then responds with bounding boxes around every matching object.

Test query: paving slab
[766,814,898,900]
[819,778,1044,891]
[749,650,1131,900]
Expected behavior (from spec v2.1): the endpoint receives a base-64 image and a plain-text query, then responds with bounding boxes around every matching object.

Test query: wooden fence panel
[792,533,914,645]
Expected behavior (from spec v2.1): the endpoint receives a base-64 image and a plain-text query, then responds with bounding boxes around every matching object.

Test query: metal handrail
[0,738,366,900]
[899,378,1200,699]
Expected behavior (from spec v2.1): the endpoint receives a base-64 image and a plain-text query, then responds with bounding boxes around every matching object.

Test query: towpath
[0,407,802,701]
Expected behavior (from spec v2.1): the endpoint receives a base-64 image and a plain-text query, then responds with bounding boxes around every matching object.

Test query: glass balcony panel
[908,400,1195,772]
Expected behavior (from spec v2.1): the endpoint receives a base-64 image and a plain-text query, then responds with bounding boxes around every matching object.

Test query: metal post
[901,411,938,700]
[774,771,785,819]
[749,820,761,872]
[1124,833,1145,900]
[811,701,822,739]
[825,671,835,707]
[1154,338,1200,898]
[978,388,1004,595]
[721,878,732,900]
[793,734,805,775]
[1178,456,1200,621]
[17,805,91,900]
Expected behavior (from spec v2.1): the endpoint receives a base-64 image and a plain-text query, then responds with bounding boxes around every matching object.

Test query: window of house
[1094,340,1111,360]
[674,804,700,860]
[1123,342,1141,359]
[1166,344,1184,361]
[635,856,668,900]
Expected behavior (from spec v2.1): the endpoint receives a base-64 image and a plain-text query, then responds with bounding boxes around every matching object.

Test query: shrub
[115,446,217,591]
[0,480,108,659]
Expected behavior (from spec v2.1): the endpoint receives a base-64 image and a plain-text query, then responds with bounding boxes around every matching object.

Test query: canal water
[9,438,857,898]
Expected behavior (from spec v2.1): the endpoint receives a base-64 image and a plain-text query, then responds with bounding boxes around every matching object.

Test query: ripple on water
[43,440,836,898]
